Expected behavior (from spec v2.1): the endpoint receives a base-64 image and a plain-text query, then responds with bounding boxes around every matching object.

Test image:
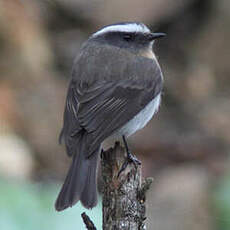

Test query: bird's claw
[117,151,141,178]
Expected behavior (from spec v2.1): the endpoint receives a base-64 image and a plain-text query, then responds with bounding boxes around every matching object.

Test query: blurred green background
[0,0,230,229]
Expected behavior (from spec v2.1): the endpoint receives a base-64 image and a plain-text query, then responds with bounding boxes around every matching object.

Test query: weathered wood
[81,212,97,230]
[101,141,152,230]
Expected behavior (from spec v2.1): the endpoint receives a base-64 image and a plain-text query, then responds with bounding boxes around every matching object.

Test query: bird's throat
[139,47,156,60]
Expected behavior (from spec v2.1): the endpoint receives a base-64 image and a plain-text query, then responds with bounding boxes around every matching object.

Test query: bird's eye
[123,33,133,41]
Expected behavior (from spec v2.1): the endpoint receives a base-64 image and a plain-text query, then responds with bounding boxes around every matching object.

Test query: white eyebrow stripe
[92,23,150,37]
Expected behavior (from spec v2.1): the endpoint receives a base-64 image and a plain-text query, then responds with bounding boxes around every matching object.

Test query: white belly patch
[115,93,161,137]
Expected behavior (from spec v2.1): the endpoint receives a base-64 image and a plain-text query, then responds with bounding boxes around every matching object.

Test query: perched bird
[55,22,165,211]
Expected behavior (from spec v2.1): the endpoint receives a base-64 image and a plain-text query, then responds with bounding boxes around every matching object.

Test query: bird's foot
[117,136,141,177]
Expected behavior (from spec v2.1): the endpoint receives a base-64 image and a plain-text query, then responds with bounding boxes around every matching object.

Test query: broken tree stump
[101,141,153,230]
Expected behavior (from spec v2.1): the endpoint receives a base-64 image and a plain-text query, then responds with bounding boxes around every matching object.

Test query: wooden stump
[101,142,153,230]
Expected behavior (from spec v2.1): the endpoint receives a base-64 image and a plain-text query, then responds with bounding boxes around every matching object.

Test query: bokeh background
[0,0,230,229]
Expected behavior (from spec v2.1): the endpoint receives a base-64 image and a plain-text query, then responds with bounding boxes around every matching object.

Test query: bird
[55,22,165,211]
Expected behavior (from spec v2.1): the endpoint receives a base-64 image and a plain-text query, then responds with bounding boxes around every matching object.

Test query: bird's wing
[60,47,163,157]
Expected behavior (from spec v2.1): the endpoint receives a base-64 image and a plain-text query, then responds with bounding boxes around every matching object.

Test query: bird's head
[90,22,166,58]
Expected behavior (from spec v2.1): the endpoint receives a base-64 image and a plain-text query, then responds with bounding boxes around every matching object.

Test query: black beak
[147,32,166,41]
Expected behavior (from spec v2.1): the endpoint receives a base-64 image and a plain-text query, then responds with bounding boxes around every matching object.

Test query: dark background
[0,0,230,229]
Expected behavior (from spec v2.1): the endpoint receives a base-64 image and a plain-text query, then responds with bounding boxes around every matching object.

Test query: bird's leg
[117,135,141,177]
[122,135,141,165]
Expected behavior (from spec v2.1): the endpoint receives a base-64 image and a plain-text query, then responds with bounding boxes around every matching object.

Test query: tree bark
[101,141,153,230]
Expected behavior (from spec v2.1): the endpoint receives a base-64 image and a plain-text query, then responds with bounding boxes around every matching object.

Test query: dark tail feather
[55,142,100,211]
[80,152,98,208]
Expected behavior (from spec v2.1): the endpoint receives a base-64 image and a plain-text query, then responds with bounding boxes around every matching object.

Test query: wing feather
[60,44,163,157]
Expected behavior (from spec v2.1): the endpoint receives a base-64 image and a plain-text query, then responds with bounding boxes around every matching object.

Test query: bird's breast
[111,93,161,139]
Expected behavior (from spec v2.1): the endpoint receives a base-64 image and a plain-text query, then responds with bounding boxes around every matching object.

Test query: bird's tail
[55,136,99,211]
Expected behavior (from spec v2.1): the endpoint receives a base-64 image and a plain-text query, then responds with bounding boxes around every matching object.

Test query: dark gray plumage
[55,22,164,211]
